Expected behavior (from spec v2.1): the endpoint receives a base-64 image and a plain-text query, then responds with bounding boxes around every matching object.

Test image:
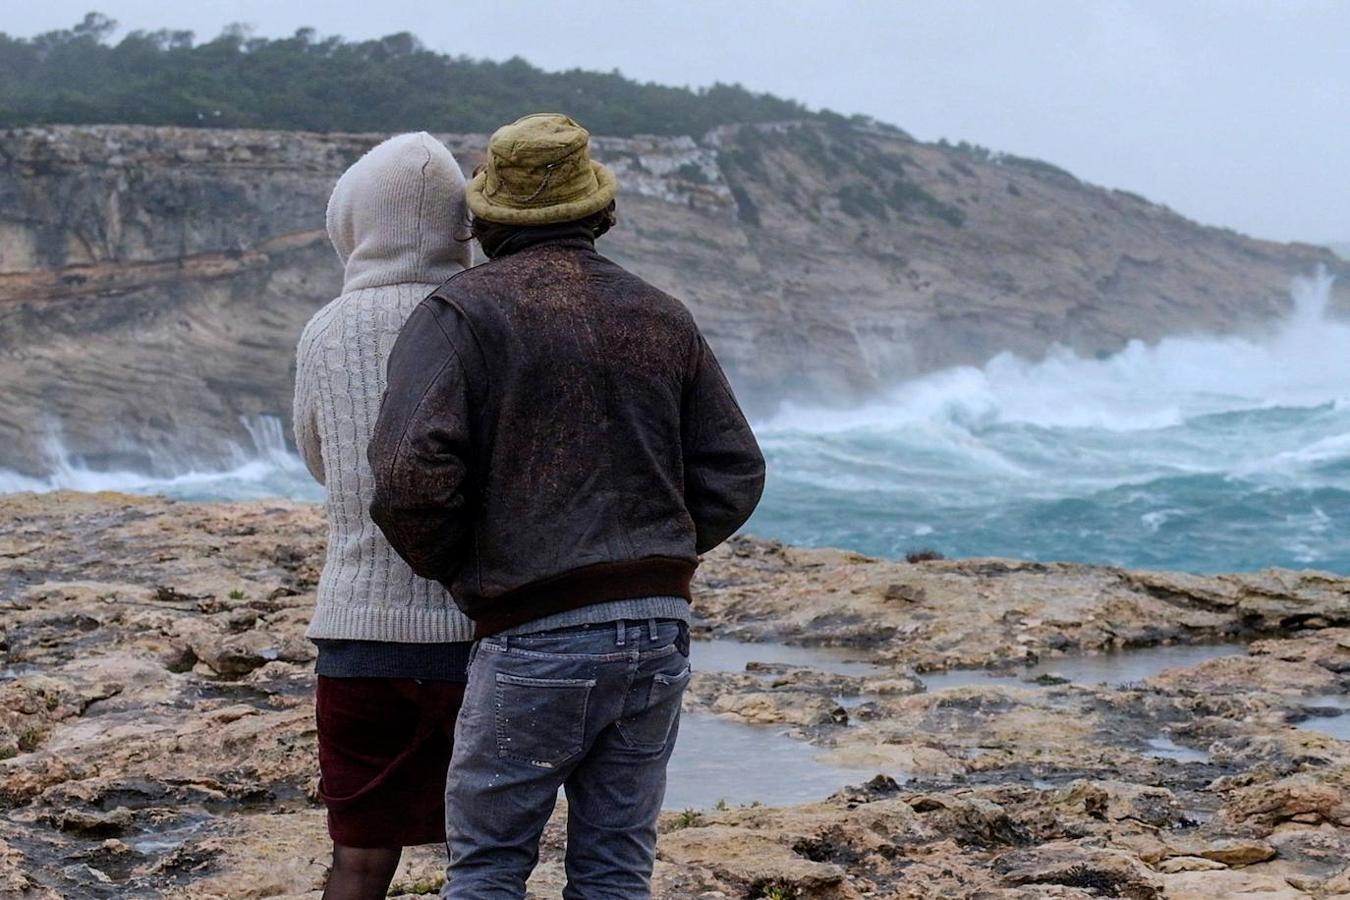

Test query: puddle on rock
[1302,718,1350,740]
[1294,695,1350,740]
[833,693,875,710]
[0,663,40,681]
[129,812,211,857]
[664,713,884,810]
[662,638,1245,807]
[920,643,1248,692]
[693,639,878,677]
[1143,735,1210,763]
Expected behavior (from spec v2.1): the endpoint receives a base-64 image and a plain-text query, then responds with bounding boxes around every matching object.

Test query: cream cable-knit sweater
[294,132,476,643]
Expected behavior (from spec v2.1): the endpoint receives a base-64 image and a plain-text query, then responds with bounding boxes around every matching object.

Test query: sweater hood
[326,132,474,292]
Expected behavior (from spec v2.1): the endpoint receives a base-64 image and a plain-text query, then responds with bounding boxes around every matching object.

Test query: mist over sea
[4,272,1346,575]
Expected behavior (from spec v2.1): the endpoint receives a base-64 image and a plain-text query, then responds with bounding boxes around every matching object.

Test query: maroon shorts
[315,676,465,848]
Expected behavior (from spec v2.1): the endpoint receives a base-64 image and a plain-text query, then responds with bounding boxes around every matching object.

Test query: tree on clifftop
[0,14,852,137]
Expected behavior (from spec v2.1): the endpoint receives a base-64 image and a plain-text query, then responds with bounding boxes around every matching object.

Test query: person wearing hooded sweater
[292,132,476,900]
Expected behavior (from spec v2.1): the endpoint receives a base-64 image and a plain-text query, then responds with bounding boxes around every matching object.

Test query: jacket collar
[484,224,595,260]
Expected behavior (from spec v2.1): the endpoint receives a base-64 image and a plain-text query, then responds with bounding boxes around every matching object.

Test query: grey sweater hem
[305,601,477,643]
[499,596,692,636]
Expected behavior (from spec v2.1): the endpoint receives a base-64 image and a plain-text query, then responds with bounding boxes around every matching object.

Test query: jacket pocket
[616,663,691,751]
[494,673,594,768]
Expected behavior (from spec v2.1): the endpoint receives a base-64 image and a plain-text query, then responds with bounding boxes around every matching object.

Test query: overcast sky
[7,1,1347,244]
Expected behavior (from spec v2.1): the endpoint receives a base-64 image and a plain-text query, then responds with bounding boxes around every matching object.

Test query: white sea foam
[750,271,1350,572]
[2,272,1345,572]
[763,269,1346,436]
[0,416,322,501]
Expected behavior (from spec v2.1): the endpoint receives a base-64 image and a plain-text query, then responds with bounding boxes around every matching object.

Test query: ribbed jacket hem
[305,603,477,643]
[469,557,696,638]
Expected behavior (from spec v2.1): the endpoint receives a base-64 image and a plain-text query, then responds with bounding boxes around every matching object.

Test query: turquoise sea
[4,272,1346,575]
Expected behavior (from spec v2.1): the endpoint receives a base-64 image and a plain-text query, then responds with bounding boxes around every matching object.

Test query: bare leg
[322,844,403,900]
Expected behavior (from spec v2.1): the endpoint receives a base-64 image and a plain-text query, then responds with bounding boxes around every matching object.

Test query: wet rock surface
[4,492,1350,897]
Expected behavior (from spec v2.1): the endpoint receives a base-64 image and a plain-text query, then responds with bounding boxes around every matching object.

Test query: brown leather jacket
[368,231,765,635]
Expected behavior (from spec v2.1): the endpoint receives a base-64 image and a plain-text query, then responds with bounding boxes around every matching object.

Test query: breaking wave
[0,416,323,502]
[752,270,1350,572]
[3,270,1346,573]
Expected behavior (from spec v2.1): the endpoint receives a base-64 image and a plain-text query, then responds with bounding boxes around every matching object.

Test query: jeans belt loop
[615,619,626,647]
[648,617,658,641]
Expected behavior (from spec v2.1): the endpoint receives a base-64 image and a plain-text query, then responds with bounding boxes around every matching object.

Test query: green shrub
[670,808,703,829]
[16,727,45,753]
[0,13,833,137]
[884,180,965,228]
[839,184,887,220]
[675,162,711,184]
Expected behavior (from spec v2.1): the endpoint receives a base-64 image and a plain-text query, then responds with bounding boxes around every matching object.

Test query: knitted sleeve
[292,321,327,485]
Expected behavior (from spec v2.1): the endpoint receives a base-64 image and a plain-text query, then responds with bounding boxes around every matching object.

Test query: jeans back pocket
[617,663,691,752]
[494,673,595,769]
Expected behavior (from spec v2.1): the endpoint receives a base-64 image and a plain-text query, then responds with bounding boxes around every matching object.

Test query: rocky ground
[3,492,1350,898]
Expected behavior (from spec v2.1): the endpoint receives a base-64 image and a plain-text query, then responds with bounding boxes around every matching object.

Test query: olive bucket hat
[467,113,618,226]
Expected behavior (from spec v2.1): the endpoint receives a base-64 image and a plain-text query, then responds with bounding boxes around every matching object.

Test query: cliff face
[0,124,1345,475]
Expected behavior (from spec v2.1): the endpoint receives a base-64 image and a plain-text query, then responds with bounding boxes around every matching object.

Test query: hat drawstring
[517,162,559,204]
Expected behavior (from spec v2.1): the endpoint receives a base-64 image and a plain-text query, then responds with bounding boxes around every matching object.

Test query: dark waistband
[313,639,473,682]
[504,618,686,639]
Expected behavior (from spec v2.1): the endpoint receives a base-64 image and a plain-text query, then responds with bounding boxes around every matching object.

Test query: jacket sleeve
[368,304,473,584]
[682,333,766,554]
[292,325,325,485]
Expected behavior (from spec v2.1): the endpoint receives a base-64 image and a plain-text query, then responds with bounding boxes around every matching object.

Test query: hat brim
[467,161,617,226]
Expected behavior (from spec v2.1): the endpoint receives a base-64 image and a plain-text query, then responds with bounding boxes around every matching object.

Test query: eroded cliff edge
[3,493,1350,897]
[1,124,1345,474]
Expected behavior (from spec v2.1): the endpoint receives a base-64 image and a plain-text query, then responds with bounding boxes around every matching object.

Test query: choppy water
[2,272,1346,574]
[754,271,1350,572]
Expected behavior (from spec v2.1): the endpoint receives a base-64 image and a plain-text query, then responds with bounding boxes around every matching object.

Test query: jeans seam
[495,673,597,688]
[481,643,640,662]
[605,635,644,751]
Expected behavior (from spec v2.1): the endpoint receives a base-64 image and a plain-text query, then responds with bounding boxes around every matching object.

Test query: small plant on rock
[16,727,45,753]
[668,808,704,830]
[750,880,799,899]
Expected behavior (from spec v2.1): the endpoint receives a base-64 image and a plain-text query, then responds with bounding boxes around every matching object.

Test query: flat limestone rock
[658,825,850,892]
[3,493,1350,897]
[1161,868,1310,899]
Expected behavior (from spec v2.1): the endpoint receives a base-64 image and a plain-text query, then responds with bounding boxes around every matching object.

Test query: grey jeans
[443,619,691,899]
